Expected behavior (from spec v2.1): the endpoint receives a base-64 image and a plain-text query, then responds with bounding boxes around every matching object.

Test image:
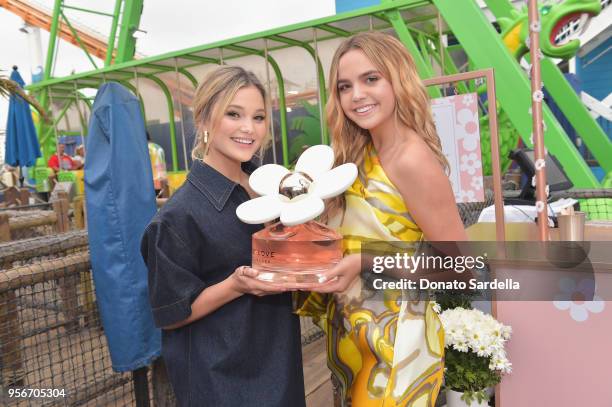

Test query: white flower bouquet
[438,307,512,404]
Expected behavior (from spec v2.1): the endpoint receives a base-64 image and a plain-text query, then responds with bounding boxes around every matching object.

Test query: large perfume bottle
[236,145,357,285]
[252,221,342,284]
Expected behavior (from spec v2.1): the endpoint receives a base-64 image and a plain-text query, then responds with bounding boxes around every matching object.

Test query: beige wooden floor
[303,337,333,407]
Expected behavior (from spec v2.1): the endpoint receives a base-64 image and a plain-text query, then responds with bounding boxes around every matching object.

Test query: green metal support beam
[62,4,116,17]
[115,0,144,64]
[28,0,431,92]
[40,98,74,147]
[266,35,329,145]
[36,0,63,161]
[140,63,199,88]
[29,0,467,167]
[482,0,515,20]
[317,24,351,37]
[433,0,598,187]
[181,54,220,64]
[60,10,99,69]
[416,33,432,64]
[178,69,198,88]
[106,0,124,66]
[384,9,441,98]
[72,92,92,136]
[44,0,62,81]
[420,34,470,95]
[143,76,180,172]
[484,0,611,174]
[539,59,612,174]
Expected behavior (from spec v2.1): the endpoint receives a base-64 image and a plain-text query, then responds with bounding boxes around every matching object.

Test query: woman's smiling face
[207,85,267,164]
[336,49,396,134]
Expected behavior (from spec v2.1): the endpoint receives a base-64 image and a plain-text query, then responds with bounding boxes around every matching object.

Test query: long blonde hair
[191,66,270,161]
[325,31,448,220]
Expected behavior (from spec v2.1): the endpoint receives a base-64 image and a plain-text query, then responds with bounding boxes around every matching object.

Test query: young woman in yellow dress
[299,32,467,407]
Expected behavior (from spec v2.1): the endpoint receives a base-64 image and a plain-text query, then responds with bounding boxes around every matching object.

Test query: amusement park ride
[2,0,610,198]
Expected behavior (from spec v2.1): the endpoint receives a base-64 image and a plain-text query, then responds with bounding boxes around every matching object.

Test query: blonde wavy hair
[191,66,270,161]
[324,31,449,220]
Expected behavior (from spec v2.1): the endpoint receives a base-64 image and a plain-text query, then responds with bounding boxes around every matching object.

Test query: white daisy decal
[462,94,475,106]
[470,175,483,191]
[460,153,482,175]
[552,278,605,322]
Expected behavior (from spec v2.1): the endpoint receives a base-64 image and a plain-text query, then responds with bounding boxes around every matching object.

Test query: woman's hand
[306,254,362,293]
[229,266,287,297]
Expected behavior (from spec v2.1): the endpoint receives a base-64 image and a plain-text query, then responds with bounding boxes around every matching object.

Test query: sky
[0,0,337,131]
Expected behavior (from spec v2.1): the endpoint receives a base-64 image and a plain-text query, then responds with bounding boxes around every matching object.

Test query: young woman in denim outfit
[141,66,306,407]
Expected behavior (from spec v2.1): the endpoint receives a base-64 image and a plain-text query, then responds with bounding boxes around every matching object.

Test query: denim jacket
[141,160,305,407]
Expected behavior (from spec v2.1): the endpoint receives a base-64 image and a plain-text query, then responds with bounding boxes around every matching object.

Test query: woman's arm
[387,139,468,242]
[163,267,286,330]
[308,139,469,294]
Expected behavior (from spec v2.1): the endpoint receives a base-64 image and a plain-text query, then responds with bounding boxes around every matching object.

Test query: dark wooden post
[152,357,175,405]
[0,215,24,386]
[73,196,96,326]
[133,366,151,407]
[53,192,79,332]
[0,287,25,387]
[73,196,85,230]
[0,214,10,242]
[18,188,30,206]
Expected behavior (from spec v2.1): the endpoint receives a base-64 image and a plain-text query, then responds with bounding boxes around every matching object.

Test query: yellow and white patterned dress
[298,145,444,407]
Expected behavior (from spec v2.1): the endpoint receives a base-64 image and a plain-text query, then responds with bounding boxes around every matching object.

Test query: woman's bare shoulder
[388,135,443,178]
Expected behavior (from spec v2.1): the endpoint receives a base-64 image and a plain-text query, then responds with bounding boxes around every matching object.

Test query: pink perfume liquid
[252,220,342,285]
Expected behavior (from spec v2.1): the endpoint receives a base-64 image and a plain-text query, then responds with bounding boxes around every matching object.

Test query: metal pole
[312,28,326,145]
[115,0,144,64]
[174,58,189,170]
[48,89,61,174]
[60,10,99,69]
[145,75,179,172]
[44,0,63,81]
[73,81,87,142]
[437,12,445,75]
[133,68,141,103]
[263,39,277,164]
[527,0,549,241]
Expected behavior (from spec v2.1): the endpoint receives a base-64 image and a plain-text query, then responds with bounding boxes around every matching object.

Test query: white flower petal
[553,300,571,310]
[249,164,290,196]
[310,163,357,199]
[295,145,334,179]
[236,194,284,224]
[280,195,324,226]
[585,298,605,314]
[569,305,588,322]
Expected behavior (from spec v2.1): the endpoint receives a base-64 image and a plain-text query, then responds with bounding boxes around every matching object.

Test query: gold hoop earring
[203,130,209,144]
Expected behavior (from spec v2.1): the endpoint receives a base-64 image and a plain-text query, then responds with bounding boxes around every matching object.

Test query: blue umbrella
[5,66,41,168]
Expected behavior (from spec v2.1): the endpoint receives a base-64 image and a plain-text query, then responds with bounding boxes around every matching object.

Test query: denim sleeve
[141,220,207,328]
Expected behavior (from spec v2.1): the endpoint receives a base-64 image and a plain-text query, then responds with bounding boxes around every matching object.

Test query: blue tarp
[4,67,41,168]
[84,82,160,372]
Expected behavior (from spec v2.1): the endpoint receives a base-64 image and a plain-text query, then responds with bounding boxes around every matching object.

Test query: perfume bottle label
[253,250,276,258]
[253,249,276,265]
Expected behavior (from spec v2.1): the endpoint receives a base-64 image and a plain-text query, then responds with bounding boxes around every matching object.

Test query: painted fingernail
[318,276,327,283]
